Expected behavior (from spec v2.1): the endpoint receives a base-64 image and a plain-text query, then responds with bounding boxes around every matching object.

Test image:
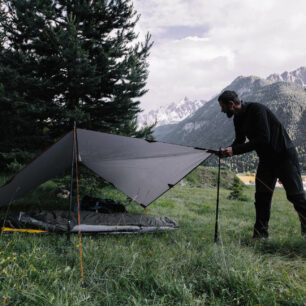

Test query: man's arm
[216,115,245,158]
[232,117,246,147]
[232,105,270,155]
[210,117,245,158]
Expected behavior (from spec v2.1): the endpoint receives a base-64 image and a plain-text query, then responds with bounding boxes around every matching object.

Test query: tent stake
[214,149,221,243]
[67,122,76,244]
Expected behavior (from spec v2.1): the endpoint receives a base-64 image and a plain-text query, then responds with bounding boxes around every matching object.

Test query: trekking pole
[214,148,221,243]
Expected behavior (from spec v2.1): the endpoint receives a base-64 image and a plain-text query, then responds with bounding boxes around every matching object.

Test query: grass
[0,173,305,305]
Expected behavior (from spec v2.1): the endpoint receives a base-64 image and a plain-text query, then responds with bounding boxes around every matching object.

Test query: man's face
[219,101,234,118]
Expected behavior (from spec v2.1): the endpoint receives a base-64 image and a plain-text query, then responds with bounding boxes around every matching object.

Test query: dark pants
[254,153,306,238]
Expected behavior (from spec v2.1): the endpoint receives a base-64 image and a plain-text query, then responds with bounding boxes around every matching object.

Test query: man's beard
[226,111,234,118]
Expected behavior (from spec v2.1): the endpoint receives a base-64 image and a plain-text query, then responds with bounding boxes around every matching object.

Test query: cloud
[155,25,210,40]
[134,0,306,111]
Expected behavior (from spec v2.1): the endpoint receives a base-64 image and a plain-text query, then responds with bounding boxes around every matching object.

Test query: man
[217,90,305,238]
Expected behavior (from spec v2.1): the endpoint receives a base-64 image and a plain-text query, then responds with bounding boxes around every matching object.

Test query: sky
[133,0,306,111]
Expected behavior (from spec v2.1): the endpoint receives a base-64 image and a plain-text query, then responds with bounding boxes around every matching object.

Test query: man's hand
[220,147,233,157]
[207,147,233,158]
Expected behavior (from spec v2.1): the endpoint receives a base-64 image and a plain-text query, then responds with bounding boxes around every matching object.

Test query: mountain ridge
[154,72,306,172]
[267,66,306,86]
[148,67,305,132]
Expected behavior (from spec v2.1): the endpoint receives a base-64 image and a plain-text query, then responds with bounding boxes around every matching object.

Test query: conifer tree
[0,0,153,167]
[228,176,248,201]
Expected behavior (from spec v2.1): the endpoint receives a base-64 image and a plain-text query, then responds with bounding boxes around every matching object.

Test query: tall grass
[0,181,305,305]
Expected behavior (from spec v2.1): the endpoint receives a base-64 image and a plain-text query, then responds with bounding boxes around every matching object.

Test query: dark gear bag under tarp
[80,196,127,213]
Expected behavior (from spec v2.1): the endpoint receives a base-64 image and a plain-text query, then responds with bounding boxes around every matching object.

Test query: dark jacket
[232,102,295,161]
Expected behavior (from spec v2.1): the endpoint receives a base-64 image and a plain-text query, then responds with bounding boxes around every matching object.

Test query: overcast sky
[133,0,306,111]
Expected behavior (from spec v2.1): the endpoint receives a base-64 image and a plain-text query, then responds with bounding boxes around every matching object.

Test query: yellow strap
[1,227,46,233]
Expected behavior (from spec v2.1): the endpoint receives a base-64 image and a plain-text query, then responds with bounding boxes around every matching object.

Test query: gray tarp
[0,132,74,207]
[0,129,210,207]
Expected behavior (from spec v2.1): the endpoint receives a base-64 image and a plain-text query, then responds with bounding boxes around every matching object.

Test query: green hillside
[185,166,237,189]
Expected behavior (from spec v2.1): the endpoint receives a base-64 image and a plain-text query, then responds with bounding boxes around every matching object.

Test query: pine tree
[228,176,248,201]
[0,0,153,168]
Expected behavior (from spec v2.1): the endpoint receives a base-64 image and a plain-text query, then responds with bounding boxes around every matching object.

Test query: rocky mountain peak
[138,97,206,128]
[267,66,306,86]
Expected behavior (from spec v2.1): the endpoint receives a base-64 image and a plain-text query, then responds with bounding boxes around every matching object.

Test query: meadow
[0,171,305,305]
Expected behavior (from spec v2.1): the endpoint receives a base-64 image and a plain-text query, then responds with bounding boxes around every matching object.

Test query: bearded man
[217,90,305,238]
